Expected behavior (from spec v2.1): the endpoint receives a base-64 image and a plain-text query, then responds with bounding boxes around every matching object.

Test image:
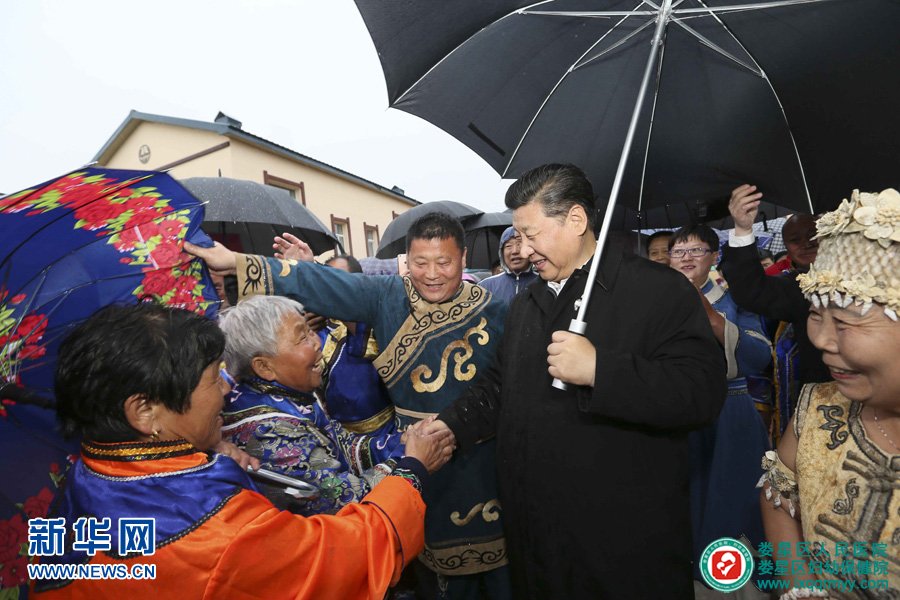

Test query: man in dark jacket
[478,226,538,304]
[720,185,830,431]
[429,164,726,599]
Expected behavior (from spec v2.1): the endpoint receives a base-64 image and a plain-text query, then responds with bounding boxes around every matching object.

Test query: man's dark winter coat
[440,252,726,599]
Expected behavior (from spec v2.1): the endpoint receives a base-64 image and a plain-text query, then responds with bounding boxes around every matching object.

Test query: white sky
[0,0,511,212]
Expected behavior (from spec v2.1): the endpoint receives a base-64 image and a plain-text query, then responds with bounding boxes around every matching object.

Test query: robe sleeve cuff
[235,253,274,301]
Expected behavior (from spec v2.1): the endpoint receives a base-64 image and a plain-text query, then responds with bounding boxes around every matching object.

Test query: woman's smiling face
[263,312,324,392]
[808,303,900,406]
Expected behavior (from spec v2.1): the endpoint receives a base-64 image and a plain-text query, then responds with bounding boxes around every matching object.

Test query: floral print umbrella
[0,167,219,597]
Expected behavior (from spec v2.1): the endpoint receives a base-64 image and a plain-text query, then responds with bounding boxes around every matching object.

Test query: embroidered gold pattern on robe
[236,254,273,300]
[420,537,508,576]
[450,499,501,526]
[792,382,900,589]
[410,317,489,392]
[373,278,490,390]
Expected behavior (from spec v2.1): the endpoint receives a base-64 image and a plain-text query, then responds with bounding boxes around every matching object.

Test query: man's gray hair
[218,295,305,382]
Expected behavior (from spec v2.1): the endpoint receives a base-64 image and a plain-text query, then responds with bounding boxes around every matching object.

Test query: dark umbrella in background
[181,177,340,256]
[376,200,483,260]
[0,167,220,596]
[464,211,513,270]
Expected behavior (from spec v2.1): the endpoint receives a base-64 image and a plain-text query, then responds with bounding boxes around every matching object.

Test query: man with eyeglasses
[668,224,772,597]
[478,226,538,304]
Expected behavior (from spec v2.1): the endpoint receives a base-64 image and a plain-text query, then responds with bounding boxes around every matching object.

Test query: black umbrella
[356,0,900,389]
[181,177,340,256]
[464,211,513,270]
[377,200,483,259]
[353,0,899,215]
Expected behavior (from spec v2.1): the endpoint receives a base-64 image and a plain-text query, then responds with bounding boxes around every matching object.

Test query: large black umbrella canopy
[377,200,483,259]
[181,177,340,256]
[353,0,899,215]
[464,211,513,270]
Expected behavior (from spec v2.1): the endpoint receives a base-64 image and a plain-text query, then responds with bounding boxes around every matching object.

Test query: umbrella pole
[554,0,673,390]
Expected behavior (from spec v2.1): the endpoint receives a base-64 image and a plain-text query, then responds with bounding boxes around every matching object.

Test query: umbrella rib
[687,0,815,212]
[637,37,668,213]
[502,2,653,177]
[393,0,558,105]
[669,18,763,77]
[522,10,653,16]
[522,1,680,17]
[673,0,838,15]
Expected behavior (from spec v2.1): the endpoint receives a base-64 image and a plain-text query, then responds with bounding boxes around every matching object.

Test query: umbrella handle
[551,318,588,391]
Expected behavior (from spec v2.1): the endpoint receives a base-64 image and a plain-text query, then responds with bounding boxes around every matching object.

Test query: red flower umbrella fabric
[0,167,220,598]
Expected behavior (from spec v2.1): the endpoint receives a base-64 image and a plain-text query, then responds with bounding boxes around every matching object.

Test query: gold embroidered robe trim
[340,405,395,434]
[419,536,508,576]
[373,277,491,391]
[321,320,382,368]
[235,253,281,300]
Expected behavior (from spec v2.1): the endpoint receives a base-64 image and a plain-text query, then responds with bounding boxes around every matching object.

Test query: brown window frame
[263,170,306,206]
[363,222,380,257]
[330,214,352,255]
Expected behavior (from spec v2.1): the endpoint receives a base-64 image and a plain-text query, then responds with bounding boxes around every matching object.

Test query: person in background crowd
[33,303,450,599]
[187,213,512,600]
[758,248,775,270]
[766,250,792,275]
[478,226,538,304]
[667,224,772,598]
[645,230,674,265]
[759,188,900,597]
[720,185,829,443]
[431,164,725,599]
[319,254,396,437]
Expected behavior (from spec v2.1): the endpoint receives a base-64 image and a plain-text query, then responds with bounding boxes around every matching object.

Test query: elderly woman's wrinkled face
[157,362,229,451]
[808,304,900,406]
[266,311,324,392]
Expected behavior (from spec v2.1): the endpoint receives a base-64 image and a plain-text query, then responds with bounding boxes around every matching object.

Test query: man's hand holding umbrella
[184,241,238,276]
[547,331,597,387]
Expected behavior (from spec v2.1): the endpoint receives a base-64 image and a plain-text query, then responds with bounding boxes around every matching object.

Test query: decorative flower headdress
[796,188,900,321]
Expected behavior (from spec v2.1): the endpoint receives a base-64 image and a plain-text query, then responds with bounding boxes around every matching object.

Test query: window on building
[364,223,380,257]
[331,215,352,254]
[263,171,306,206]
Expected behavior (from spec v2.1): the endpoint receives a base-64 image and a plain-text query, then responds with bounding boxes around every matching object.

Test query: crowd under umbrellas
[1,0,898,598]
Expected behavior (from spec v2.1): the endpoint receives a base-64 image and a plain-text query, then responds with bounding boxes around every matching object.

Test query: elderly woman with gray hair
[218,295,443,516]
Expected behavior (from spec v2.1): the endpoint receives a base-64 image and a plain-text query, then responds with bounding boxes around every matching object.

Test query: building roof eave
[91,110,419,207]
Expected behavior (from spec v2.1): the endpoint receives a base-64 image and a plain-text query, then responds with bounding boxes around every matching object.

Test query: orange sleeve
[207,476,425,600]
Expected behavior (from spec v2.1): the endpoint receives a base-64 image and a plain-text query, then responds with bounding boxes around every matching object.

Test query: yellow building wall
[102,122,233,175]
[99,120,411,258]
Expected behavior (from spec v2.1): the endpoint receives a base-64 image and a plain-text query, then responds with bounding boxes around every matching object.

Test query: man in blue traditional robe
[187,213,510,599]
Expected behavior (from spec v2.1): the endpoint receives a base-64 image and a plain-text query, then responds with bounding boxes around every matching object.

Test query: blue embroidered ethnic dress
[221,378,405,516]
[318,319,397,436]
[690,280,773,583]
[234,255,509,577]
